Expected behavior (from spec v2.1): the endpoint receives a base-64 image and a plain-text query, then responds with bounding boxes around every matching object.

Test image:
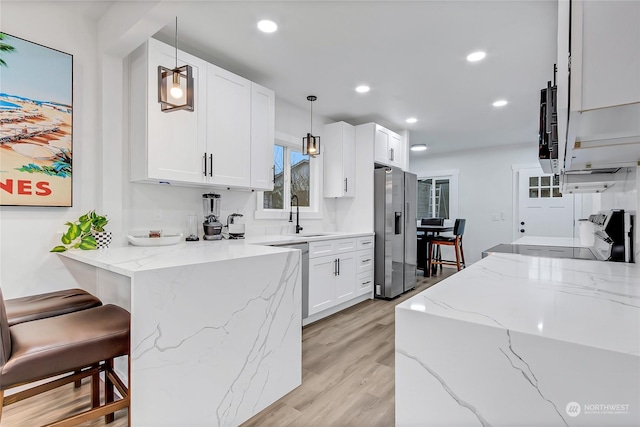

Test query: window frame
[417,169,459,226]
[256,131,323,220]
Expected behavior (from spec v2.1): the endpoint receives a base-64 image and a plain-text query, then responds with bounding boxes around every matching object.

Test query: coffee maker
[202,193,223,240]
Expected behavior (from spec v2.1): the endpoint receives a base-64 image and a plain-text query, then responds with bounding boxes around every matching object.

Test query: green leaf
[50,245,68,252]
[69,223,80,240]
[79,219,92,233]
[79,235,97,250]
[61,233,72,244]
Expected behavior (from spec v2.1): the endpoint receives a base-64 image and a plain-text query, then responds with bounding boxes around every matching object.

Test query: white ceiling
[112,1,559,156]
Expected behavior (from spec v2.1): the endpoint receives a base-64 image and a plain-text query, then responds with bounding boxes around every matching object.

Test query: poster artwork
[0,32,73,207]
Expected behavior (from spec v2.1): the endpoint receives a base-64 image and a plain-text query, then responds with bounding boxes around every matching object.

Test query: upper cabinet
[557,0,640,172]
[128,38,275,190]
[365,123,405,169]
[323,121,355,198]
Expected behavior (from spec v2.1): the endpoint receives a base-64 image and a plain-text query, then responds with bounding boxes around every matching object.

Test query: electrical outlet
[154,209,163,222]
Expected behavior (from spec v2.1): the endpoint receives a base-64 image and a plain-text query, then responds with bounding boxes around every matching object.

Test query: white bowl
[127,233,183,247]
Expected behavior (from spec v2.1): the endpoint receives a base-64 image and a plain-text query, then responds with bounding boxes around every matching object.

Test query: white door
[517,167,575,239]
[334,253,356,304]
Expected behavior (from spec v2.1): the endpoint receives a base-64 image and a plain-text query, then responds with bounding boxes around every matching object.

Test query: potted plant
[51,210,111,252]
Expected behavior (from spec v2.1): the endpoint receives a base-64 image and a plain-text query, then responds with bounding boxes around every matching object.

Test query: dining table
[417,225,454,277]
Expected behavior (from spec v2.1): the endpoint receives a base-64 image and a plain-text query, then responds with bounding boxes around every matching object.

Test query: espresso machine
[202,193,223,240]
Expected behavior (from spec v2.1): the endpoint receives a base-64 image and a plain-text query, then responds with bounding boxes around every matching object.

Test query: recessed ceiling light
[355,85,370,93]
[257,20,278,33]
[466,51,486,62]
[493,100,508,107]
[406,117,418,124]
[410,144,427,152]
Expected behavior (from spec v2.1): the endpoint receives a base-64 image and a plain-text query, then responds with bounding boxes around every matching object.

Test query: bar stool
[0,288,130,426]
[428,218,466,272]
[5,288,102,326]
[419,218,444,276]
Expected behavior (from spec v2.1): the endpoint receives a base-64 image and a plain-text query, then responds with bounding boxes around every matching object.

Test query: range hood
[564,102,640,172]
[561,166,636,194]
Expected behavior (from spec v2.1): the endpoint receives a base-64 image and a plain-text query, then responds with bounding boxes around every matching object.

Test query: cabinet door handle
[333,259,338,276]
[273,166,276,184]
[344,178,348,193]
[362,241,371,245]
[390,148,394,161]
[337,258,340,276]
[203,153,207,176]
[362,259,371,263]
[363,280,371,285]
[209,154,213,177]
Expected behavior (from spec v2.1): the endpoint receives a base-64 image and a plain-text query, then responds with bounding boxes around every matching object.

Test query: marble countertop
[398,252,640,356]
[60,231,373,277]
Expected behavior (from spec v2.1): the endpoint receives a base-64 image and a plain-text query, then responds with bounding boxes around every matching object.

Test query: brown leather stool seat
[1,288,130,426]
[5,288,102,327]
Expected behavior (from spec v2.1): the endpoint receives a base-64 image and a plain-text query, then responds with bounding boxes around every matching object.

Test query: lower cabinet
[308,236,373,317]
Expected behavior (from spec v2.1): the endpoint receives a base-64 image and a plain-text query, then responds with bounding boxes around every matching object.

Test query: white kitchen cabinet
[308,254,338,315]
[308,238,357,316]
[323,121,355,198]
[250,83,275,191]
[356,236,374,296]
[129,38,208,185]
[557,0,640,172]
[360,123,405,169]
[206,64,251,187]
[129,38,276,190]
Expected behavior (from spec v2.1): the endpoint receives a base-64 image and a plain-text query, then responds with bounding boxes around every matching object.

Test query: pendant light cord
[175,16,178,69]
[310,99,313,134]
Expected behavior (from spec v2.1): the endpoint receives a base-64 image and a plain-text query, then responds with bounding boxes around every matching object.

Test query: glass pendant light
[158,17,194,112]
[302,95,320,157]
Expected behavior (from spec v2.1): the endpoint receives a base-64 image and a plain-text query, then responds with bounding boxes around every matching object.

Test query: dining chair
[428,218,466,272]
[418,218,445,274]
[0,288,130,426]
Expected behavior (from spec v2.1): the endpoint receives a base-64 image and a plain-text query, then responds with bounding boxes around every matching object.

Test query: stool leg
[427,242,433,277]
[460,238,466,268]
[1,390,4,421]
[74,370,83,388]
[91,366,100,409]
[454,240,461,271]
[105,359,115,424]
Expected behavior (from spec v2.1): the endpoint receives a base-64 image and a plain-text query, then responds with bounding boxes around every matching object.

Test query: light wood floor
[1,269,455,427]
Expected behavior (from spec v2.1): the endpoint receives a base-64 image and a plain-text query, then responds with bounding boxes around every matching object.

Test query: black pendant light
[158,17,194,112]
[302,95,320,157]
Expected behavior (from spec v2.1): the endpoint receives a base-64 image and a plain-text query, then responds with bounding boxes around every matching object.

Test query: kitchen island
[396,252,639,426]
[60,241,301,426]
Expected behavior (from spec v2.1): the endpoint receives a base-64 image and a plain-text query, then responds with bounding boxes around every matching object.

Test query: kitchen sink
[288,233,335,238]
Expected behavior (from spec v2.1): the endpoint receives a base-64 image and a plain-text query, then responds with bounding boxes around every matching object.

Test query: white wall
[409,143,537,264]
[0,2,101,298]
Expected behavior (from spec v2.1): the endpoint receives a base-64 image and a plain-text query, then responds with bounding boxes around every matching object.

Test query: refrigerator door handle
[395,212,402,234]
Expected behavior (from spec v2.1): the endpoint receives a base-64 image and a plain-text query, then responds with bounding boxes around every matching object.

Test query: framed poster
[0,33,73,207]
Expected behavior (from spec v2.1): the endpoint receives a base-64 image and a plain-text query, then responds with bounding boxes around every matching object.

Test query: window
[416,170,459,224]
[528,174,562,198]
[257,132,321,219]
[263,145,310,209]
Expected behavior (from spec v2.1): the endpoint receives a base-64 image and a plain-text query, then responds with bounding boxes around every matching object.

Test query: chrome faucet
[289,195,303,234]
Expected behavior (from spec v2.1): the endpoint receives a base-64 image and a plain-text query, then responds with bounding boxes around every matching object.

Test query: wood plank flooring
[1,269,455,427]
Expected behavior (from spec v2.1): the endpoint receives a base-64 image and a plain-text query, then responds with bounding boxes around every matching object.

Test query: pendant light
[158,17,194,112]
[302,95,320,157]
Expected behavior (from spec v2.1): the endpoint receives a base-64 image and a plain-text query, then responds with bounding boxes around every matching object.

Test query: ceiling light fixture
[355,85,370,93]
[303,95,320,157]
[493,100,508,107]
[466,51,486,62]
[257,20,278,33]
[406,117,418,124]
[158,17,194,113]
[410,144,427,151]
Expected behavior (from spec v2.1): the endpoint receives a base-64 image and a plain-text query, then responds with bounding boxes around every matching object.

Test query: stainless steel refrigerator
[374,167,417,298]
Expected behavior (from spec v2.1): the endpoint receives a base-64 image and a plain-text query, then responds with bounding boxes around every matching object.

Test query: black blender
[202,193,223,240]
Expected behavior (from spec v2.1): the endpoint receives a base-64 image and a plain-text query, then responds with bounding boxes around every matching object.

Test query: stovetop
[482,244,597,260]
